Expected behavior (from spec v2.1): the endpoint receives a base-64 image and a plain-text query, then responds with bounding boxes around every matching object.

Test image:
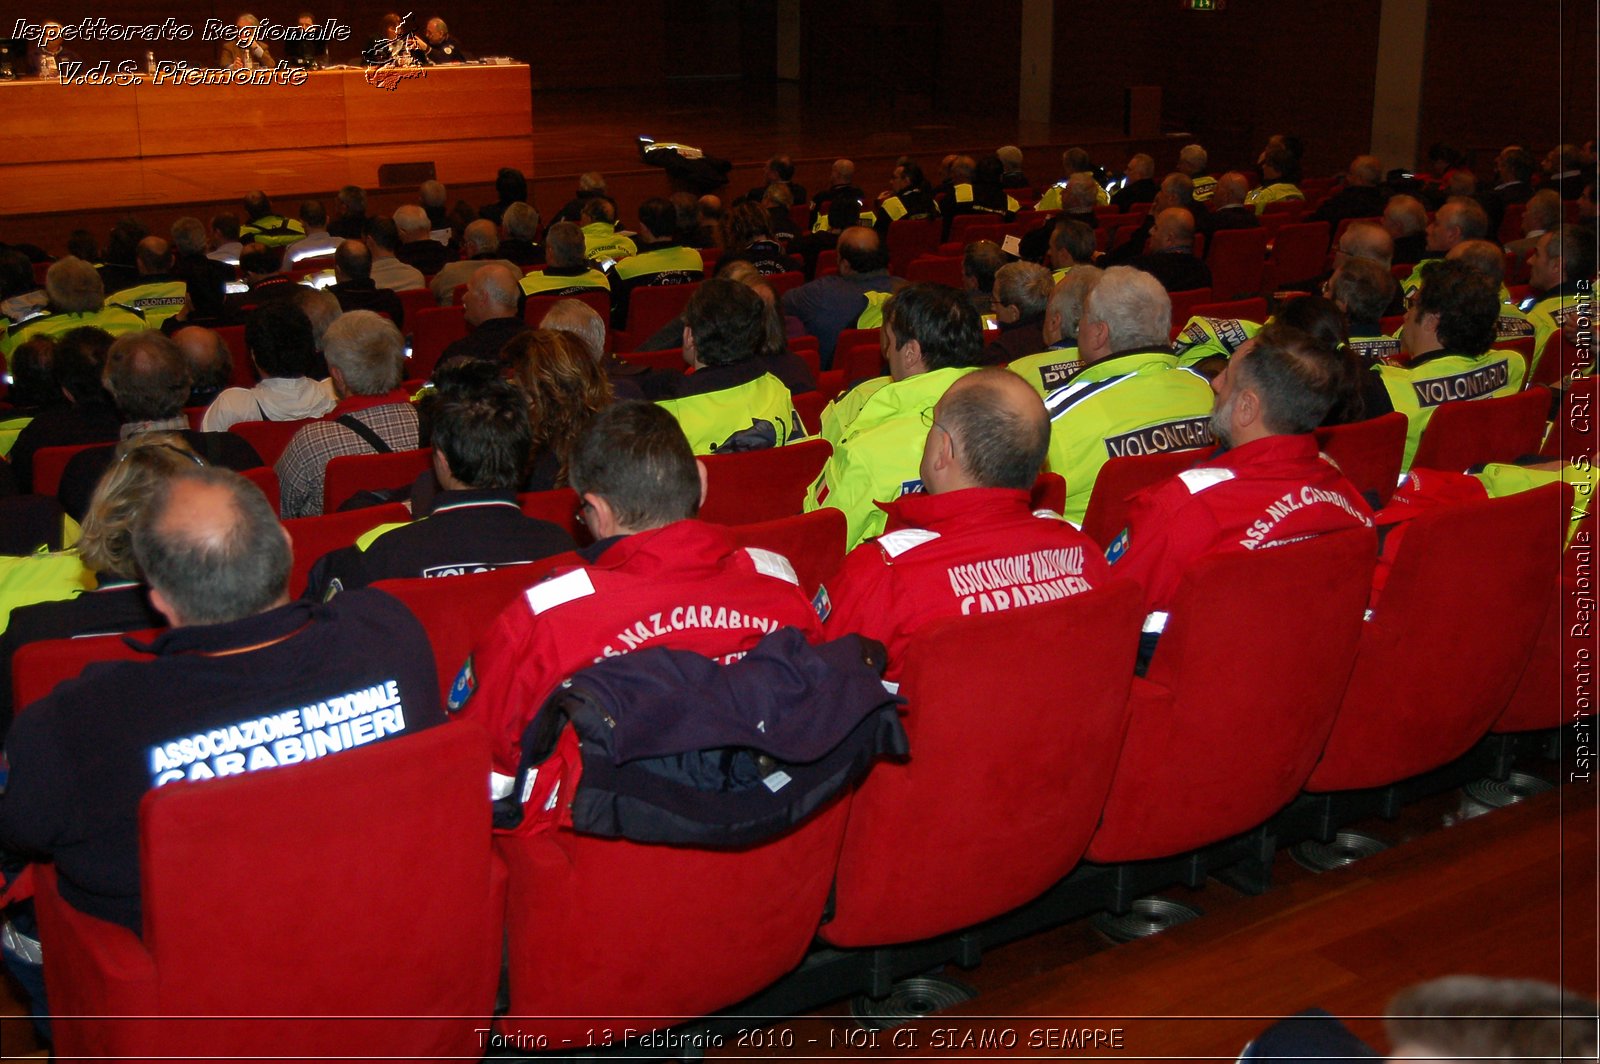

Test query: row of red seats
[16,475,1568,1057]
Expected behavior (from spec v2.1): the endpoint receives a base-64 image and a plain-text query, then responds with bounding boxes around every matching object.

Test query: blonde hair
[78,433,204,580]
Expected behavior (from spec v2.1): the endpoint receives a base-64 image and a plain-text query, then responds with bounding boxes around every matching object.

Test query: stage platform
[0,80,1157,254]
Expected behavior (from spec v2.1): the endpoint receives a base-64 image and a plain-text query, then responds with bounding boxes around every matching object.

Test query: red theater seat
[887,218,940,278]
[283,503,412,599]
[517,487,588,543]
[30,443,100,497]
[1493,508,1593,734]
[1314,412,1408,508]
[322,448,433,514]
[240,465,280,514]
[215,326,255,391]
[229,418,319,468]
[821,582,1143,947]
[1306,484,1562,793]
[408,306,468,380]
[725,508,846,597]
[1206,228,1269,300]
[12,629,160,713]
[624,282,699,340]
[1185,297,1268,324]
[1167,287,1214,326]
[1085,528,1375,864]
[1079,448,1207,549]
[699,438,831,524]
[1265,222,1331,291]
[35,725,504,1063]
[1408,386,1550,472]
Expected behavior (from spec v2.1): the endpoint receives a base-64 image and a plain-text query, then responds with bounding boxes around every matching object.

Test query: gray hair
[1050,265,1103,341]
[393,204,430,239]
[463,219,499,255]
[540,299,607,362]
[1523,188,1563,231]
[419,180,447,208]
[503,201,541,240]
[1385,195,1428,236]
[1064,173,1100,211]
[289,287,341,350]
[46,257,105,313]
[545,222,586,269]
[472,264,521,312]
[993,261,1053,318]
[323,309,404,395]
[1178,144,1208,173]
[1082,266,1171,352]
[170,217,208,256]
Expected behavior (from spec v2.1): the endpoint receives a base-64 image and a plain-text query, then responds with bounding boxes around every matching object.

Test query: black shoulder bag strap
[335,414,394,454]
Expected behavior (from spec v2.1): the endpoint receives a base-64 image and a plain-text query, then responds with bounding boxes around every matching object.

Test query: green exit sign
[1184,0,1225,9]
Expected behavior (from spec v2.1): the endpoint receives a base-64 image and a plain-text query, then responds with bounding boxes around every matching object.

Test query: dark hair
[53,326,115,405]
[568,401,700,529]
[364,216,401,253]
[580,198,617,226]
[245,302,318,378]
[67,228,99,261]
[768,154,795,181]
[431,374,535,490]
[104,330,191,421]
[1417,259,1498,355]
[300,199,328,228]
[495,167,528,205]
[135,238,172,275]
[1235,322,1347,434]
[962,241,1006,293]
[210,214,240,241]
[1331,257,1395,323]
[334,239,372,281]
[238,243,283,276]
[683,278,766,367]
[720,201,775,250]
[132,466,291,625]
[0,248,35,298]
[1050,220,1096,265]
[883,282,984,370]
[896,160,927,190]
[1384,976,1597,1063]
[638,197,677,241]
[104,218,148,267]
[243,190,273,220]
[940,370,1049,490]
[8,336,60,407]
[1499,147,1535,182]
[1274,295,1349,351]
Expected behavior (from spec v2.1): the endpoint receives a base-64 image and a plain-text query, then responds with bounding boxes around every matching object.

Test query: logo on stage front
[364,11,428,91]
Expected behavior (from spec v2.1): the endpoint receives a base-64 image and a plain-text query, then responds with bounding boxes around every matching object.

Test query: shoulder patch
[812,583,832,621]
[1177,468,1237,494]
[524,568,596,615]
[744,547,800,586]
[1106,527,1131,563]
[446,655,476,711]
[877,528,941,559]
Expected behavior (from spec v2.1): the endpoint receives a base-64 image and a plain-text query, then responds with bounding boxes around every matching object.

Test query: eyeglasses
[1404,291,1421,311]
[918,407,951,438]
[117,441,207,467]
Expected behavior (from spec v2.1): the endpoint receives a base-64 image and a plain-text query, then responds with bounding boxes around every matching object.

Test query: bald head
[1152,207,1196,251]
[836,226,885,275]
[1447,238,1509,287]
[922,368,1050,494]
[1384,195,1428,238]
[465,263,521,325]
[171,326,232,395]
[133,468,292,628]
[1347,155,1382,186]
[831,158,856,186]
[393,204,430,241]
[1213,172,1250,208]
[136,236,173,276]
[1338,221,1394,267]
[463,218,499,255]
[1125,153,1155,181]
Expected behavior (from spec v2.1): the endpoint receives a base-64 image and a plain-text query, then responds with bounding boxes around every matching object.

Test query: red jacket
[1110,434,1374,620]
[453,520,824,782]
[820,487,1109,682]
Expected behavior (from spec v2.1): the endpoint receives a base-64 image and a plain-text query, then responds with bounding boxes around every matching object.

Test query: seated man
[221,244,300,318]
[497,202,544,268]
[57,331,264,521]
[521,222,610,298]
[782,227,905,368]
[0,464,444,937]
[238,190,305,248]
[1110,153,1158,210]
[276,311,419,517]
[819,369,1107,683]
[656,278,800,454]
[306,370,574,597]
[327,240,406,328]
[1124,207,1212,294]
[1109,323,1373,665]
[6,328,122,494]
[430,220,521,307]
[1522,223,1595,376]
[1326,256,1403,367]
[365,217,427,292]
[0,257,146,358]
[105,237,188,331]
[1040,266,1215,524]
[579,198,638,264]
[1244,147,1305,214]
[1009,266,1102,395]
[1368,259,1528,468]
[606,197,705,329]
[439,264,529,367]
[171,325,234,407]
[394,204,451,277]
[984,261,1053,363]
[805,282,986,548]
[449,400,823,798]
[200,302,335,432]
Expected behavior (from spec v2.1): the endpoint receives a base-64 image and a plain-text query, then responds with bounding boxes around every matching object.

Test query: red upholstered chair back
[522,288,611,332]
[12,629,161,714]
[1409,386,1550,473]
[228,417,318,468]
[619,347,689,373]
[239,465,280,514]
[517,487,588,543]
[215,325,256,390]
[1080,447,1207,549]
[887,217,940,278]
[822,581,1142,947]
[767,270,806,297]
[724,508,846,597]
[372,554,580,700]
[1265,221,1331,290]
[624,281,700,339]
[698,437,832,525]
[1030,471,1067,515]
[905,255,963,288]
[1494,506,1592,734]
[834,340,886,385]
[1308,484,1563,792]
[322,448,433,514]
[1314,412,1408,508]
[1532,332,1590,388]
[408,305,468,380]
[1186,297,1268,323]
[500,794,849,1040]
[1166,287,1213,326]
[30,443,100,497]
[815,249,839,277]
[1205,227,1269,300]
[1540,374,1596,459]
[1086,528,1375,863]
[793,389,829,433]
[36,725,504,1062]
[396,285,435,324]
[283,502,412,598]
